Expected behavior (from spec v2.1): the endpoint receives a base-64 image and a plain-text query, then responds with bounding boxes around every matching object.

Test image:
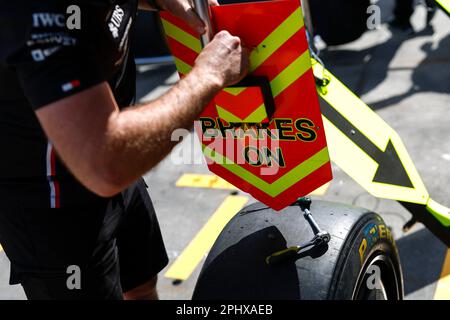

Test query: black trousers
[0,179,168,299]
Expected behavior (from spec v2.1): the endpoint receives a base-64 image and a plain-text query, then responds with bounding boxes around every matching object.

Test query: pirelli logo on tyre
[160,0,332,210]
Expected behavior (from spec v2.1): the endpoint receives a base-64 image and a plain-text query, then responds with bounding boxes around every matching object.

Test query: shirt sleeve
[1,2,108,110]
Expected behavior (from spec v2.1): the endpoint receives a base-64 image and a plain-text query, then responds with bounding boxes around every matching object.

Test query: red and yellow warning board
[161,0,332,210]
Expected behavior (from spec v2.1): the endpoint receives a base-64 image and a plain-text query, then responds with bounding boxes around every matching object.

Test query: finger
[169,0,206,34]
[229,36,241,50]
[178,6,206,34]
[209,0,219,6]
[214,30,231,40]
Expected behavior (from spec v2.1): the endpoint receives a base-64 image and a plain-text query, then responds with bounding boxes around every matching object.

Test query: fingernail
[197,25,206,35]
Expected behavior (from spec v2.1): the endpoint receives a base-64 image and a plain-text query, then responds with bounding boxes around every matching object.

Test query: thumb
[176,3,206,35]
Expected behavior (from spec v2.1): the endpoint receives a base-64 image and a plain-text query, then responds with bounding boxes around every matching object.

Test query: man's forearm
[97,68,221,193]
[36,30,246,197]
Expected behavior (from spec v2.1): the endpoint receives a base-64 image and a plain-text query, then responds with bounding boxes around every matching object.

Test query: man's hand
[193,30,249,88]
[34,31,248,197]
[35,6,249,198]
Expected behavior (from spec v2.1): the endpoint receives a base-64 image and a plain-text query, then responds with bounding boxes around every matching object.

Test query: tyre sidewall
[329,213,403,299]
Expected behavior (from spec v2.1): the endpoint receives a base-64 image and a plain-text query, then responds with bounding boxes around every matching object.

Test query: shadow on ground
[397,227,447,295]
[322,27,450,110]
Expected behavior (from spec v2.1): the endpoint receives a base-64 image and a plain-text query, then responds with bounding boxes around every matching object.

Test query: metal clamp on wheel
[266,197,331,265]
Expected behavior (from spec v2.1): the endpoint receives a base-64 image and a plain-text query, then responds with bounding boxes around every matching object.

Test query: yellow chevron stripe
[163,6,305,76]
[216,103,268,123]
[223,87,247,96]
[203,145,330,197]
[161,18,202,53]
[216,49,311,122]
[174,46,311,107]
[173,57,192,75]
[270,50,311,97]
[164,5,309,101]
[243,103,268,122]
[176,173,330,196]
[249,7,304,72]
[216,105,243,123]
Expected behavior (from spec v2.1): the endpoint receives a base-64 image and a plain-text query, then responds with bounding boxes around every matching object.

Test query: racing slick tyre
[192,200,404,300]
